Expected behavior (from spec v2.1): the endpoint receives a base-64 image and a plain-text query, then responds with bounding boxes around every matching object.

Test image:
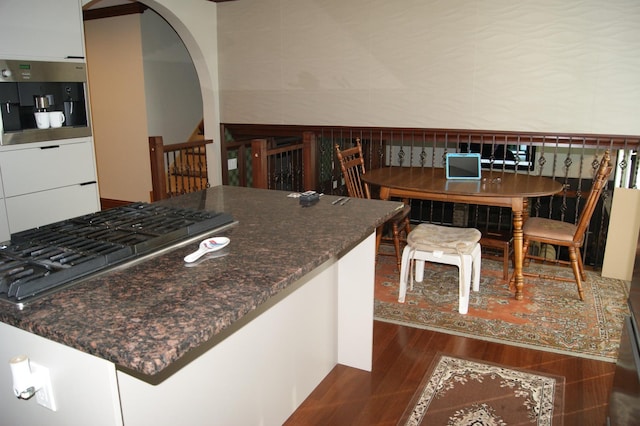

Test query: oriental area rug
[399,354,565,425]
[374,253,630,361]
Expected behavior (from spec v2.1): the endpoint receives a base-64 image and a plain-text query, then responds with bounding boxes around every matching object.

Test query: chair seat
[523,217,578,244]
[388,204,411,225]
[407,223,481,254]
[377,204,411,268]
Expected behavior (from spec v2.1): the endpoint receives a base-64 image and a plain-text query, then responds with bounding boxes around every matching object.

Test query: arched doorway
[83,1,209,206]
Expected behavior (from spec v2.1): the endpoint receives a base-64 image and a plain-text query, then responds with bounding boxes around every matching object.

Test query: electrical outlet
[228,158,238,171]
[31,362,57,411]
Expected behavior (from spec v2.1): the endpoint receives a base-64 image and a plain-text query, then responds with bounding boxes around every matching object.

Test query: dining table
[361,166,564,300]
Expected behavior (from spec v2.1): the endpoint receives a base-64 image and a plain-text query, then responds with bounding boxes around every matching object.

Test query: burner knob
[1,69,11,79]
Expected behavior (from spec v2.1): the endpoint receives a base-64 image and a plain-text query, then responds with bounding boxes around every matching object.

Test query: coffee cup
[48,111,65,128]
[34,112,50,129]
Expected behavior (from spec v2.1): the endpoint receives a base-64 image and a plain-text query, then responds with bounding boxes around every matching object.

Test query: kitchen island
[0,185,404,426]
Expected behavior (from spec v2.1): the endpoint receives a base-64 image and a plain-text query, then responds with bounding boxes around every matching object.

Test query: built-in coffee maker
[0,60,91,145]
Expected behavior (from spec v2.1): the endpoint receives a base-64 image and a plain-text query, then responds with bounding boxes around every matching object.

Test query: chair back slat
[573,151,613,244]
[335,140,371,200]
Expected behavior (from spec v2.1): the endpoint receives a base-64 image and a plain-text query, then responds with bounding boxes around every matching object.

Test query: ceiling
[84,0,132,9]
[85,0,233,10]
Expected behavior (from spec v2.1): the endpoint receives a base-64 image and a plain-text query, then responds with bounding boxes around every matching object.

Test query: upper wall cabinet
[0,0,84,61]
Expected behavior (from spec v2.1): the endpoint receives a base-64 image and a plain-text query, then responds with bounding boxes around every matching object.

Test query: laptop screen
[446,153,482,180]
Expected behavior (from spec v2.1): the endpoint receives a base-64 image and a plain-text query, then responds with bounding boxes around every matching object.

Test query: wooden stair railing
[149,136,213,201]
[220,131,318,191]
[250,132,318,191]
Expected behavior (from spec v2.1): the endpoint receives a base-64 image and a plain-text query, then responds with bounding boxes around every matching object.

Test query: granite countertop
[0,186,402,381]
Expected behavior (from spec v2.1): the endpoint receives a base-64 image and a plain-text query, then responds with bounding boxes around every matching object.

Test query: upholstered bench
[398,223,482,314]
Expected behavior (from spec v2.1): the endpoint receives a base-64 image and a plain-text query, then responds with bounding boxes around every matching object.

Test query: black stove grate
[0,202,234,303]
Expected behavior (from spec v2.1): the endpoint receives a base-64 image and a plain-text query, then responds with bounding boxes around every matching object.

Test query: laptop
[445,153,482,180]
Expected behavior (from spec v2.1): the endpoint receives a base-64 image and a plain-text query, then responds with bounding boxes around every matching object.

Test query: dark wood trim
[222,123,640,149]
[302,131,318,191]
[100,198,133,210]
[83,3,148,21]
[250,139,269,189]
[149,136,168,202]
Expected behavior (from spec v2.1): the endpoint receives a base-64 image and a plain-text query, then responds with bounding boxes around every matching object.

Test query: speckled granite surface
[0,186,402,380]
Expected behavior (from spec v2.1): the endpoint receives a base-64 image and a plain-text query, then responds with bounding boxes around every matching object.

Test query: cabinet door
[0,0,84,61]
[0,172,9,242]
[0,200,9,243]
[5,183,99,233]
[0,140,97,197]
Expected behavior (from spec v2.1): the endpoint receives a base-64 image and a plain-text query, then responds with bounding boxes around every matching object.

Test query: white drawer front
[0,166,4,198]
[0,198,9,243]
[5,183,99,234]
[0,142,96,198]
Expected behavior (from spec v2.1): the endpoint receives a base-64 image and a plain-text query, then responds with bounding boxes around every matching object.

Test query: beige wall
[216,0,640,136]
[602,187,640,280]
[85,0,640,188]
[84,14,152,202]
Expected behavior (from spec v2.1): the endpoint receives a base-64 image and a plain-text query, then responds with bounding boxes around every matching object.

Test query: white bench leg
[472,245,481,292]
[399,243,482,312]
[458,255,473,314]
[414,259,425,283]
[398,246,412,303]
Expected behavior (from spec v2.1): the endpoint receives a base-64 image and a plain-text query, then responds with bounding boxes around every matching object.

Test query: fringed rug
[399,354,565,425]
[374,254,630,361]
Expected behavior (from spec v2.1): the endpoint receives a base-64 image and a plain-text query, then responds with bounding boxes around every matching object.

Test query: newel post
[302,131,318,191]
[251,138,269,189]
[149,136,168,201]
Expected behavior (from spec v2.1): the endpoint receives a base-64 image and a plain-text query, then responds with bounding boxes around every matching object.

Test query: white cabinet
[0,173,9,242]
[0,0,85,61]
[0,234,376,425]
[0,322,123,426]
[0,204,8,242]
[0,141,96,197]
[5,183,98,234]
[0,138,100,234]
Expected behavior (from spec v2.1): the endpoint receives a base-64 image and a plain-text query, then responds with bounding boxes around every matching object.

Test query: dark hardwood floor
[285,320,616,426]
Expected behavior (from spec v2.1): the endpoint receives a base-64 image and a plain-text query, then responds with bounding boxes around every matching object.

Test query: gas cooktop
[0,202,234,306]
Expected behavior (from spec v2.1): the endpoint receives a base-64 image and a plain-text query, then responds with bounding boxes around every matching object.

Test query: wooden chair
[521,151,613,300]
[334,140,411,269]
[480,230,513,281]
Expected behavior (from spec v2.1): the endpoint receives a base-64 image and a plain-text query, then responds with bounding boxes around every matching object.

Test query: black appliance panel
[0,60,91,145]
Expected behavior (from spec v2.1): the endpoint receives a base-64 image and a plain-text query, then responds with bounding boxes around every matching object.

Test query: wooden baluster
[148,136,168,201]
[251,138,268,189]
[303,131,318,191]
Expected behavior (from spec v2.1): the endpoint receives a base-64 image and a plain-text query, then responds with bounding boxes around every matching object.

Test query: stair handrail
[149,136,213,201]
[221,132,317,191]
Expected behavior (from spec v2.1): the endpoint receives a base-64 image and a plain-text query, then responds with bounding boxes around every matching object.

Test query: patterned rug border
[374,256,630,362]
[375,316,614,363]
[399,353,566,425]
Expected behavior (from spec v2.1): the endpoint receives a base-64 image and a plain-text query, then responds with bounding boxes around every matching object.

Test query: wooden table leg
[379,187,390,200]
[511,199,524,300]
